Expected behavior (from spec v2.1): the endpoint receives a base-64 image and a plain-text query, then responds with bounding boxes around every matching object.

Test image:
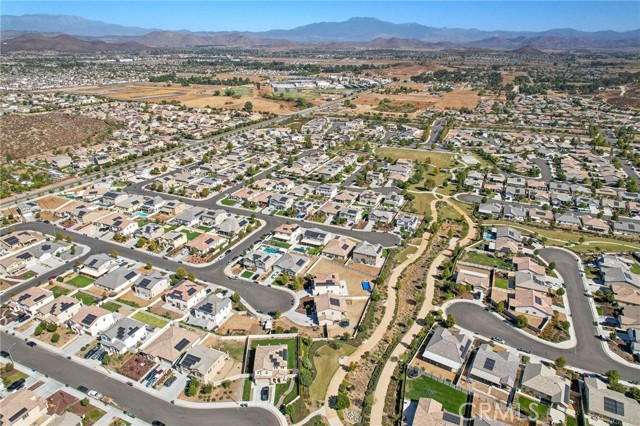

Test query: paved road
[531,158,552,183]
[0,222,294,314]
[0,333,280,426]
[447,247,640,380]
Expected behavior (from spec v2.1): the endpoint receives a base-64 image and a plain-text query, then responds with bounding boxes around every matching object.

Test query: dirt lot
[0,112,110,161]
[179,377,245,403]
[148,303,183,320]
[217,313,264,335]
[277,316,325,338]
[37,195,69,210]
[327,298,367,338]
[117,290,152,308]
[204,336,246,379]
[435,89,480,109]
[309,258,371,297]
[410,358,456,382]
[33,326,78,348]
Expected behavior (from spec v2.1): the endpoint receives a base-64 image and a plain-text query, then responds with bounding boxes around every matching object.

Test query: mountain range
[1,14,639,52]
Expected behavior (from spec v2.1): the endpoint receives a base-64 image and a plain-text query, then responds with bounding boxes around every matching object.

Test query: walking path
[369,197,477,426]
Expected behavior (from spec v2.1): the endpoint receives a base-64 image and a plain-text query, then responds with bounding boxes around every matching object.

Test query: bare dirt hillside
[0,112,110,160]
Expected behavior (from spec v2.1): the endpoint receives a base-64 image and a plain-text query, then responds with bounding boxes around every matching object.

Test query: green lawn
[405,375,467,414]
[517,395,548,420]
[85,407,106,422]
[241,270,254,279]
[242,378,252,401]
[376,147,454,168]
[597,307,603,316]
[211,341,245,361]
[74,293,95,306]
[437,203,463,222]
[67,275,95,288]
[274,380,290,405]
[566,416,578,426]
[309,343,356,400]
[398,245,419,261]
[197,226,214,232]
[101,302,122,312]
[406,192,436,215]
[631,263,640,275]
[282,380,299,405]
[221,198,237,206]
[181,229,202,241]
[164,225,178,234]
[494,277,509,289]
[133,311,169,328]
[462,251,512,270]
[249,338,297,369]
[270,240,292,249]
[1,370,28,386]
[51,286,70,298]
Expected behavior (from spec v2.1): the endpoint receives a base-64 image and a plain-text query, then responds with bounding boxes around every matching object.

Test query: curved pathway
[369,197,477,426]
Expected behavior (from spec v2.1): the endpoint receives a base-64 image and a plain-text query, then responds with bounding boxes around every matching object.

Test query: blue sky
[3,1,639,32]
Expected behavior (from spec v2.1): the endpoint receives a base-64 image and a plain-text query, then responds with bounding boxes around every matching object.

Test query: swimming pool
[362,281,372,291]
[293,247,306,254]
[262,247,280,254]
[135,212,149,217]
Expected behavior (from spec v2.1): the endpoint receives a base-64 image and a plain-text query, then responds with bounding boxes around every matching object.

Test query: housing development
[0,6,639,426]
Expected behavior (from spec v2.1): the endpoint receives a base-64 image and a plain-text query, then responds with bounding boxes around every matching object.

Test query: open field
[0,112,110,161]
[376,147,454,168]
[436,89,480,109]
[309,343,356,400]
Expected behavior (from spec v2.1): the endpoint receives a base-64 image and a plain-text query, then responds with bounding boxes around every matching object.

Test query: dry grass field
[37,195,69,210]
[436,89,480,109]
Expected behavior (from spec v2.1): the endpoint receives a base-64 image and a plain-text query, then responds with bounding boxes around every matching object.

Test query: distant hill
[1,14,638,52]
[1,14,158,37]
[511,45,545,55]
[1,33,147,52]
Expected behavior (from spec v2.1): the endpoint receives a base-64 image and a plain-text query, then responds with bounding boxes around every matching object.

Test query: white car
[88,390,103,400]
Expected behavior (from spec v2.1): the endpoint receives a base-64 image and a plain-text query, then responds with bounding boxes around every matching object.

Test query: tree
[231,292,240,303]
[110,249,118,258]
[334,393,350,410]
[203,383,213,394]
[145,262,153,270]
[4,363,14,372]
[609,331,618,341]
[51,333,60,343]
[176,267,187,279]
[274,309,281,319]
[148,240,158,252]
[243,101,253,113]
[46,323,58,333]
[187,378,200,397]
[34,326,43,336]
[496,301,505,313]
[444,313,456,328]
[556,288,565,296]
[300,370,313,387]
[187,271,197,281]
[81,398,90,407]
[548,262,556,270]
[516,315,528,328]
[102,354,110,365]
[606,369,620,386]
[555,356,566,369]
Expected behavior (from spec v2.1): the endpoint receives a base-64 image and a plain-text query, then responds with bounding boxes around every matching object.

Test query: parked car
[260,387,269,401]
[26,341,37,347]
[164,376,177,387]
[7,378,25,392]
[88,390,104,399]
[124,411,136,418]
[152,421,166,426]
[0,350,10,358]
[491,336,505,344]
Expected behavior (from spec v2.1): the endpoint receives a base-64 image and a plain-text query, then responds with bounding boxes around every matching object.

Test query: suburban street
[0,333,281,426]
[447,247,640,380]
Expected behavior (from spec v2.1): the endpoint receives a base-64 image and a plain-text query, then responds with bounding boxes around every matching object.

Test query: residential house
[521,363,571,408]
[312,272,348,296]
[132,272,170,300]
[273,253,309,276]
[217,217,248,237]
[269,194,294,211]
[201,209,228,227]
[421,327,473,372]
[528,208,554,224]
[100,317,148,353]
[469,344,520,389]
[252,344,290,384]
[402,398,462,426]
[321,238,357,260]
[359,190,382,206]
[0,251,37,276]
[0,231,42,251]
[581,216,610,233]
[176,346,228,383]
[165,280,207,311]
[81,253,119,278]
[510,289,553,319]
[94,266,140,294]
[512,257,546,277]
[456,267,491,295]
[301,228,332,247]
[242,250,278,274]
[186,233,224,255]
[515,272,549,293]
[273,223,302,244]
[186,295,232,330]
[315,184,338,198]
[142,326,201,364]
[69,306,116,336]
[352,241,384,266]
[0,389,48,426]
[396,213,421,231]
[35,296,83,324]
[315,293,347,326]
[613,221,640,236]
[159,231,188,250]
[478,203,502,216]
[383,192,405,208]
[159,200,186,216]
[503,205,527,222]
[583,377,640,425]
[136,224,164,241]
[9,288,55,315]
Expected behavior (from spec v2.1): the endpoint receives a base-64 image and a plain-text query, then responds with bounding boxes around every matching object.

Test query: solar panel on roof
[82,314,97,325]
[181,353,201,368]
[483,358,496,371]
[329,298,340,307]
[603,396,625,416]
[174,338,190,351]
[534,296,542,305]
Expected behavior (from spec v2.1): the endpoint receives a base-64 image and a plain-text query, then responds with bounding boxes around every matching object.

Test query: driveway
[446,247,640,380]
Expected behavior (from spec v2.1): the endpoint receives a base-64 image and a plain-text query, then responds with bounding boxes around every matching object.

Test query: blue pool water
[293,247,306,253]
[362,281,372,291]
[135,212,149,217]
[263,247,280,254]
[483,230,495,240]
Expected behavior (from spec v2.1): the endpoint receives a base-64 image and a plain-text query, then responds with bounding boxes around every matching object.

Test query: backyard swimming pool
[262,247,280,254]
[134,212,149,217]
